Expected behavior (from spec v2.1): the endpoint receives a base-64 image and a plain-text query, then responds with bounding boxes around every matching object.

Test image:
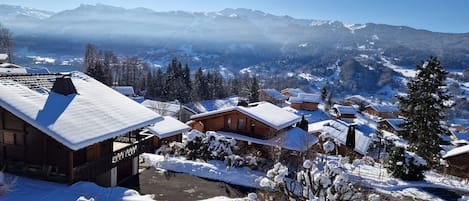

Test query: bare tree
[0,23,13,62]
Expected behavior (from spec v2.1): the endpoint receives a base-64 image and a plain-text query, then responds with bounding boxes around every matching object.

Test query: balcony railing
[73,134,154,181]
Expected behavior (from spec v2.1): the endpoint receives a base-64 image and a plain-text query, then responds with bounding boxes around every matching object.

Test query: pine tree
[346,125,355,149]
[249,76,259,102]
[398,56,452,166]
[192,67,204,101]
[320,86,327,101]
[296,115,309,131]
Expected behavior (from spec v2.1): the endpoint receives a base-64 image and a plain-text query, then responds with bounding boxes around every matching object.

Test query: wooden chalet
[189,102,318,159]
[258,89,287,106]
[145,116,191,149]
[443,145,469,178]
[332,105,357,121]
[0,72,162,187]
[364,104,400,119]
[289,93,321,111]
[378,118,406,136]
[281,88,305,98]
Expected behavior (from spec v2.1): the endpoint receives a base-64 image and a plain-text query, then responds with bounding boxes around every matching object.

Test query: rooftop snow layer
[443,144,469,158]
[142,99,181,117]
[261,88,287,100]
[367,104,400,112]
[384,118,406,131]
[0,72,162,150]
[333,104,357,115]
[191,102,301,130]
[112,86,135,95]
[185,96,241,114]
[309,120,371,155]
[218,127,318,152]
[147,116,191,138]
[282,88,305,97]
[289,93,321,103]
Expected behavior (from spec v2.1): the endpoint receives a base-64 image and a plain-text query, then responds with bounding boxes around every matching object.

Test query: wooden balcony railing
[73,135,154,181]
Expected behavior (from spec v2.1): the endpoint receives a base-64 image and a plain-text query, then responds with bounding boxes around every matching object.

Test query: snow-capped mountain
[0,4,54,20]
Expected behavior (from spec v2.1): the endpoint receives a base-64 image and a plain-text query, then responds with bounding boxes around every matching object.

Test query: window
[226,117,232,129]
[3,131,15,145]
[237,118,245,130]
[250,120,255,132]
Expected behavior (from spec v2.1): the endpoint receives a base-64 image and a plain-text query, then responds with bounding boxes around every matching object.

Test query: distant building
[309,120,371,155]
[378,118,406,136]
[0,72,161,186]
[145,116,191,149]
[365,104,400,119]
[289,93,321,111]
[281,88,305,98]
[112,86,144,103]
[189,102,318,159]
[258,89,287,106]
[332,105,357,121]
[443,145,469,178]
[344,95,371,107]
[182,96,242,123]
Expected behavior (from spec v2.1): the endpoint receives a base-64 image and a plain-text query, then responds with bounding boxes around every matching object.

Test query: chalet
[145,116,191,148]
[258,89,287,106]
[0,72,162,187]
[364,104,400,119]
[378,119,407,136]
[112,86,144,103]
[289,93,321,111]
[443,145,469,178]
[344,95,370,107]
[189,102,318,158]
[309,120,372,155]
[281,88,305,98]
[332,105,357,121]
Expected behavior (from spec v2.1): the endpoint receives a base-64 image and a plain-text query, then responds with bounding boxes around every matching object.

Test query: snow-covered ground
[0,172,155,201]
[141,153,469,200]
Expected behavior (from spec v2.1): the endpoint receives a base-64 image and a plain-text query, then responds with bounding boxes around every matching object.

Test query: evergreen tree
[398,56,452,166]
[346,125,355,149]
[320,86,327,101]
[249,76,260,102]
[296,115,309,131]
[326,92,333,108]
[192,67,204,101]
[386,147,427,181]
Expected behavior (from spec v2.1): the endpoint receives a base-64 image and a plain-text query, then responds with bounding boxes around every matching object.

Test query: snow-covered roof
[0,72,162,151]
[333,105,357,115]
[112,86,135,95]
[185,96,241,114]
[142,99,181,117]
[191,102,301,130]
[367,104,400,113]
[289,93,321,103]
[0,63,27,74]
[309,120,371,155]
[281,88,305,97]
[452,132,469,140]
[147,116,191,138]
[345,95,367,102]
[218,127,318,152]
[443,144,469,158]
[383,118,406,131]
[260,89,287,100]
[0,54,8,61]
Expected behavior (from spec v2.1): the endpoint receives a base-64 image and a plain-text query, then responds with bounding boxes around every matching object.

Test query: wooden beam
[68,150,74,184]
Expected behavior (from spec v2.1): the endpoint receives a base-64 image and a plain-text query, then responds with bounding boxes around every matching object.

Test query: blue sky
[3,0,469,33]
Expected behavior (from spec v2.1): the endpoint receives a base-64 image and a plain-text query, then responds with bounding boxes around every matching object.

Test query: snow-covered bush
[385,146,428,181]
[367,193,380,201]
[247,192,258,201]
[260,159,362,201]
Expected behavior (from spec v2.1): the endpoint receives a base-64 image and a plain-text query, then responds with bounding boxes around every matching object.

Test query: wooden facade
[258,90,286,106]
[364,107,399,119]
[445,153,469,178]
[0,106,154,186]
[191,110,282,140]
[291,102,319,111]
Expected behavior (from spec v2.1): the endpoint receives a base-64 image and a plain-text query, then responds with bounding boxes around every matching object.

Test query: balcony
[73,134,154,182]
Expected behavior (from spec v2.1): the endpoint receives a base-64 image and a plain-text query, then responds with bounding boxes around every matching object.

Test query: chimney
[51,74,77,95]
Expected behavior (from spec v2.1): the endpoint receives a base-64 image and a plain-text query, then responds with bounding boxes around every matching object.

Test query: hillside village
[0,52,468,201]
